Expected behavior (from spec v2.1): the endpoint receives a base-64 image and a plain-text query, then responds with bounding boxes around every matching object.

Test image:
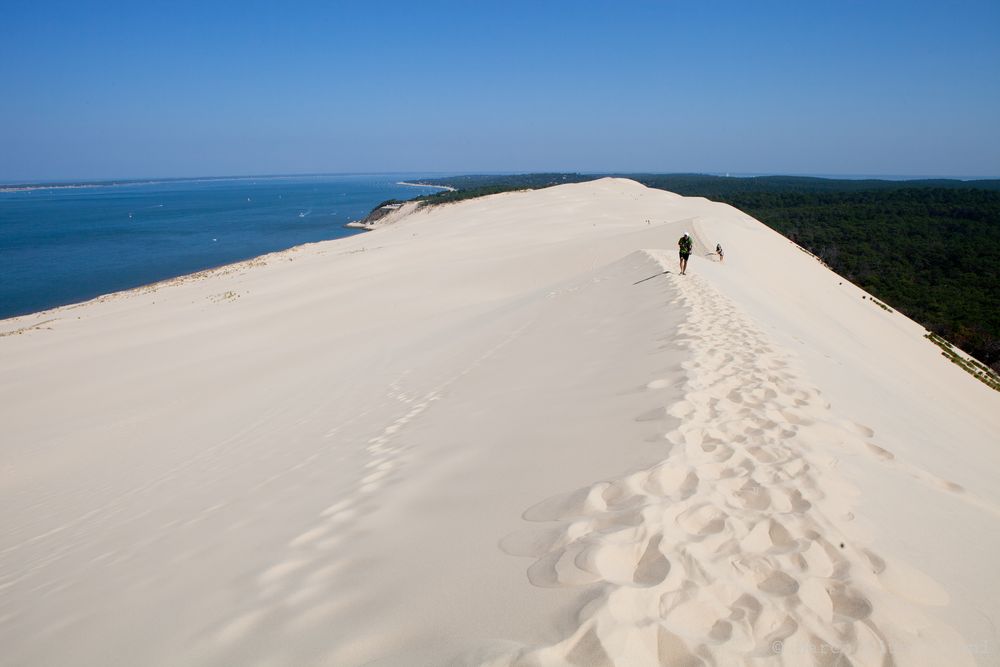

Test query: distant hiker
[678,233,693,275]
[716,243,724,262]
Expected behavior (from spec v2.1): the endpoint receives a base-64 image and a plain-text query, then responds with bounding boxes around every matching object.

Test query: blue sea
[0,174,446,320]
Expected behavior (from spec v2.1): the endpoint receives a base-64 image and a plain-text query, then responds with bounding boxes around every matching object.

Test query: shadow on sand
[632,271,670,286]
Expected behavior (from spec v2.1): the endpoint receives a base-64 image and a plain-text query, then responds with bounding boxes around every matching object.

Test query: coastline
[2,181,446,326]
[0,234,355,330]
[397,180,457,191]
[3,176,464,328]
[0,175,442,323]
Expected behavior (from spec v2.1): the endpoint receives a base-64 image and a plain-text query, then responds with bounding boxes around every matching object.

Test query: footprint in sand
[731,479,771,511]
[862,548,886,575]
[757,569,800,596]
[740,519,797,554]
[644,464,699,499]
[633,535,671,586]
[700,441,735,463]
[828,582,874,620]
[676,504,728,536]
[866,443,895,461]
[845,421,875,438]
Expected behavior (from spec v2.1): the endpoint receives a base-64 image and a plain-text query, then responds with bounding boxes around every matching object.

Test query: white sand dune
[1,179,998,666]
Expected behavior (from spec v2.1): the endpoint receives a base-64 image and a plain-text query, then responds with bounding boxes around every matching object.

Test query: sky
[2,0,999,181]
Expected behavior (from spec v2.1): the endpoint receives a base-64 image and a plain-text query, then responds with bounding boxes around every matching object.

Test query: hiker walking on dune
[716,243,724,262]
[678,233,693,275]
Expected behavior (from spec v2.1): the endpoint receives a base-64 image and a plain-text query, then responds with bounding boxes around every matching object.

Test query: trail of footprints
[491,254,967,666]
[202,323,537,663]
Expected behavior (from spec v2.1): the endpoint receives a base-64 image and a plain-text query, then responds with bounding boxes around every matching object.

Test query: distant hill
[406,173,596,205]
[408,173,1000,372]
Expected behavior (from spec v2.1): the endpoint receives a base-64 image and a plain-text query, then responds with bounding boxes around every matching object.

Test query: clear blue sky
[2,0,998,181]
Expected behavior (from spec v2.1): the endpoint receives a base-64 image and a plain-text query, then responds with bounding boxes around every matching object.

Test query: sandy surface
[1,179,998,666]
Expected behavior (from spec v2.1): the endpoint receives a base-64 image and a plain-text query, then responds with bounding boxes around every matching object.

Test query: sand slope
[1,179,997,666]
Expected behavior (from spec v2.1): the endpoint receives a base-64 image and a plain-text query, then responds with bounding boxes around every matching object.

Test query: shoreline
[2,178,439,324]
[0,233,360,329]
[397,180,457,191]
[2,183,451,325]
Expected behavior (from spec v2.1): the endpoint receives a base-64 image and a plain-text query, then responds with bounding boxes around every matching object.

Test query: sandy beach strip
[397,180,457,191]
[1,179,998,666]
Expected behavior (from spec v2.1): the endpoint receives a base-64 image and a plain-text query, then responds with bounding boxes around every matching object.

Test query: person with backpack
[716,243,724,262]
[678,233,693,275]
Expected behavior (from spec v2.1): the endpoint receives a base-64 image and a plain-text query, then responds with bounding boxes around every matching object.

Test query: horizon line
[3,170,1000,189]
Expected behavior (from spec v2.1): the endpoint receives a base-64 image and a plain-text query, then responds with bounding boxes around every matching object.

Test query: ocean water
[0,174,444,319]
